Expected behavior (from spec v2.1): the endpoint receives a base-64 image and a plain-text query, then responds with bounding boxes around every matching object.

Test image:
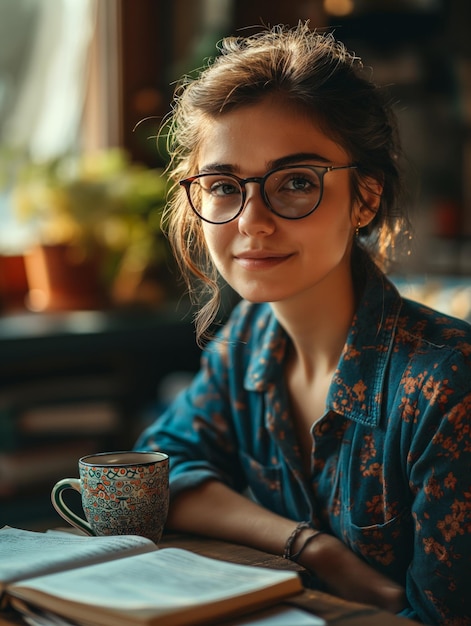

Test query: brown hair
[161,22,410,343]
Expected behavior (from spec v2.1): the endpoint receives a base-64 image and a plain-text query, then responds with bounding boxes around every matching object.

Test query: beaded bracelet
[289,529,323,563]
[282,521,311,560]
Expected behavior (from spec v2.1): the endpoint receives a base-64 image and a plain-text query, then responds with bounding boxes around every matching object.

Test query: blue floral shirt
[135,260,471,625]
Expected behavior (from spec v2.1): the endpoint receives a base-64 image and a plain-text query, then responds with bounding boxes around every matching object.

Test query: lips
[234,249,293,270]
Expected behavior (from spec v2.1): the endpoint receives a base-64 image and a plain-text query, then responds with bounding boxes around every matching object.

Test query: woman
[135,23,471,624]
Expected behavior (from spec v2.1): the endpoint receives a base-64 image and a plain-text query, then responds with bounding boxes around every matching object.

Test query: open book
[0,527,304,626]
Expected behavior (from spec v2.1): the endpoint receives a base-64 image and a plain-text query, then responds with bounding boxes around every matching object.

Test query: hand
[298,531,406,613]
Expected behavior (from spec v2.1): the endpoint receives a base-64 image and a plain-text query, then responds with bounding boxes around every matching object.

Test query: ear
[352,176,383,229]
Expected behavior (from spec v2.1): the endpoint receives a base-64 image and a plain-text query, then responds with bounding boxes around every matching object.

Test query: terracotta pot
[0,254,29,311]
[23,244,108,312]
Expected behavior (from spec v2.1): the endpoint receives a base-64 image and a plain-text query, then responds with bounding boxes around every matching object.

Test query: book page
[13,603,326,626]
[13,548,301,609]
[225,606,325,625]
[0,527,156,589]
[10,548,303,626]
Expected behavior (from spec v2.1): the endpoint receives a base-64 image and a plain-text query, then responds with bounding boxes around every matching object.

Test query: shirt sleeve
[405,362,471,624]
[134,331,247,500]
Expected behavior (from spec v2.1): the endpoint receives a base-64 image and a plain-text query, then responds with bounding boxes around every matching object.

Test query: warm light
[323,0,355,17]
[26,288,48,312]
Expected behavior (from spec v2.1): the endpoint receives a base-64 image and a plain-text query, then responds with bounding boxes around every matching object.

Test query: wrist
[282,521,311,560]
[281,521,324,566]
[290,528,323,564]
[295,530,339,573]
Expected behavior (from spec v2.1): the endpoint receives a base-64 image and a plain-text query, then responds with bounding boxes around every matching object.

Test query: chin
[226,277,290,304]
[237,288,285,304]
[243,295,270,304]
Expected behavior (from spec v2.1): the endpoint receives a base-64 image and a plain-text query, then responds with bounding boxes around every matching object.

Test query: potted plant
[10,148,172,311]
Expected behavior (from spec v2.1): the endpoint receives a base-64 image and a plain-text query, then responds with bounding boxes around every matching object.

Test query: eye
[200,175,241,198]
[273,169,321,195]
[211,181,240,197]
[285,175,316,192]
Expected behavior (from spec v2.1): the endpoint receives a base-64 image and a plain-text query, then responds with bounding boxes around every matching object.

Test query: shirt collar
[244,258,402,427]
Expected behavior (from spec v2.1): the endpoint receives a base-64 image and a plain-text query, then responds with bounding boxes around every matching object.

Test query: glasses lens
[265,166,322,219]
[189,174,243,223]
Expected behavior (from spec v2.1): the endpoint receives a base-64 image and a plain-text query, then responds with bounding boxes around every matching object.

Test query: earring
[355,220,361,237]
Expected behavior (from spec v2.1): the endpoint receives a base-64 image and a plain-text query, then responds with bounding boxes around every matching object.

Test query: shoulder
[396,296,471,362]
[356,261,471,398]
[203,301,277,361]
[389,297,471,405]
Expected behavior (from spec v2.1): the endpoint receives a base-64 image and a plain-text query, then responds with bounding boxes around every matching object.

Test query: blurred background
[0,0,470,529]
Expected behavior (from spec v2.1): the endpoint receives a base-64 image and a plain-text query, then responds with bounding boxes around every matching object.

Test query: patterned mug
[51,451,169,544]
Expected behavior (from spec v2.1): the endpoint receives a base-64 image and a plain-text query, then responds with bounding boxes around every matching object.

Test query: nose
[237,181,276,237]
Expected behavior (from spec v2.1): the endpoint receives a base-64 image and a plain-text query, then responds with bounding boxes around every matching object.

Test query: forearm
[296,530,406,613]
[166,479,297,556]
[167,479,405,613]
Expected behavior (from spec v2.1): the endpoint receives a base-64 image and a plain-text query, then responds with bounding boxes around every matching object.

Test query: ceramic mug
[51,451,169,544]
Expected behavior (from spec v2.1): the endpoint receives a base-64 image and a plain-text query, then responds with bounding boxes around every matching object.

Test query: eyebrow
[199,152,332,174]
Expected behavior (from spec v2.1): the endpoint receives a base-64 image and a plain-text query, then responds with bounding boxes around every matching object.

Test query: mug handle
[51,478,95,536]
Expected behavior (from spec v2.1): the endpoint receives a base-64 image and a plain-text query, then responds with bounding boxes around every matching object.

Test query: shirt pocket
[342,506,413,582]
[239,451,285,514]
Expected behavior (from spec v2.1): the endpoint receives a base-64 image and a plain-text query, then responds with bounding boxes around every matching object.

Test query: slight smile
[234,250,294,270]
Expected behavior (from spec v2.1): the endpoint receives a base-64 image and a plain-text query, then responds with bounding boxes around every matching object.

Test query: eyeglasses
[179,163,357,224]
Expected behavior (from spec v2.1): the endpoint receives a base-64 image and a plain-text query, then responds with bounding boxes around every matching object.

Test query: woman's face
[197,98,362,306]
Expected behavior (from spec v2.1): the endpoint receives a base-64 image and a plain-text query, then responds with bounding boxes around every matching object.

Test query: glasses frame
[179,163,358,224]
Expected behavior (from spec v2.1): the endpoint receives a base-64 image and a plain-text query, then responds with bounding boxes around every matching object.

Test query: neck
[271,263,357,379]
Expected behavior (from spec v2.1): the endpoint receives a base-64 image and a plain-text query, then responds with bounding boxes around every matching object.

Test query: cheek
[202,224,231,266]
[314,191,355,234]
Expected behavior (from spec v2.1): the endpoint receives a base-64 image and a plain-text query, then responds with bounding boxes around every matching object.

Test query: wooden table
[160,533,422,626]
[0,531,422,626]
